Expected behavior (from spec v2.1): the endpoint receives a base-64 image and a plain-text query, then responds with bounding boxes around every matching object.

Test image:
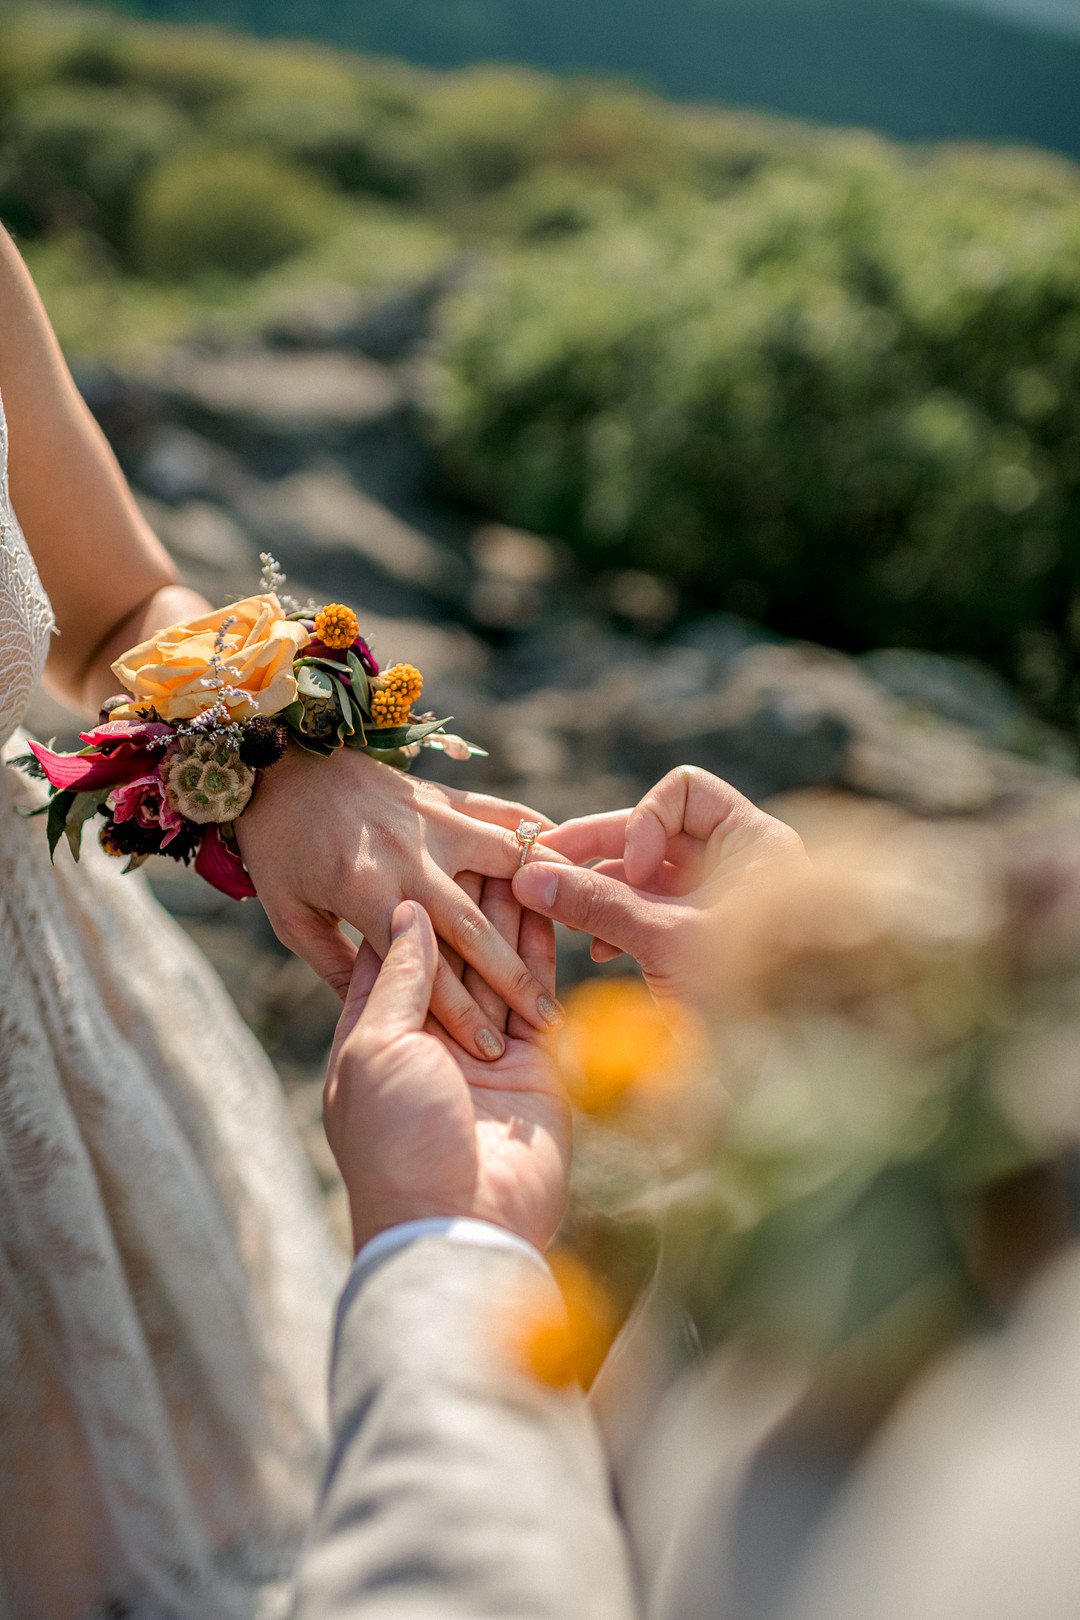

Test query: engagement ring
[514,820,543,866]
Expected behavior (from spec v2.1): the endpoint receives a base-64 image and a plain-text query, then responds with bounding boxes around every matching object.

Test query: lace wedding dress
[0,391,344,1620]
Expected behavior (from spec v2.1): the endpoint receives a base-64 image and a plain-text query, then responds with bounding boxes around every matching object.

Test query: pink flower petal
[79,720,174,751]
[27,739,146,792]
[194,827,257,901]
[107,772,186,845]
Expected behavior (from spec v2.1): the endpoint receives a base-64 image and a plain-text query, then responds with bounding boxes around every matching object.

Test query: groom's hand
[324,895,571,1254]
[513,767,807,1017]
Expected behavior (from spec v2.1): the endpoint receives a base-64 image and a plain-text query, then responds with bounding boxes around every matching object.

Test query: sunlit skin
[518,765,810,1020]
[323,888,571,1253]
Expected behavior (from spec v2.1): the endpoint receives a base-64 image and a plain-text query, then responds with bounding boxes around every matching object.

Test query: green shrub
[428,164,1080,702]
[207,74,417,197]
[105,28,254,112]
[131,147,336,280]
[0,83,189,250]
[412,68,560,202]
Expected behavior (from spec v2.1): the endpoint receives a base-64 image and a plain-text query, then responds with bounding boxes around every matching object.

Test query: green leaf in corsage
[363,716,454,751]
[287,666,362,754]
[46,790,78,862]
[346,650,371,715]
[62,789,112,861]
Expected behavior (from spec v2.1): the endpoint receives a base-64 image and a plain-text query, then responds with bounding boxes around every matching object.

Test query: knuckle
[768,822,808,863]
[328,848,357,892]
[326,969,353,1002]
[504,961,538,1003]
[574,869,610,930]
[449,908,488,956]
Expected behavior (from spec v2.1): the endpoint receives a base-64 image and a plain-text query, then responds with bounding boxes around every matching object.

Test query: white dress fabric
[0,390,344,1620]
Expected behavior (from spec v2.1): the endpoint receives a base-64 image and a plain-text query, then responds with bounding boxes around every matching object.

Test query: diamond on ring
[514,819,543,866]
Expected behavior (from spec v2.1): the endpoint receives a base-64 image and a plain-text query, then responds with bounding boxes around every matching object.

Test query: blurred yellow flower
[510,1249,620,1390]
[558,978,681,1114]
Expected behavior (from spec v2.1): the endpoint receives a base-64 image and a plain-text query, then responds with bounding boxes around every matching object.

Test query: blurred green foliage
[133,148,337,279]
[430,163,1080,701]
[3,7,1080,700]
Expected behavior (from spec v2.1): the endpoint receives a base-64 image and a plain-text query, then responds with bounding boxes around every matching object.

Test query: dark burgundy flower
[238,717,288,769]
[108,771,186,847]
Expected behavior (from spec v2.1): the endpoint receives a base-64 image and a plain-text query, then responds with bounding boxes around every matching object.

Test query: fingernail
[537,995,564,1028]
[476,1027,504,1059]
[518,866,558,910]
[391,902,416,940]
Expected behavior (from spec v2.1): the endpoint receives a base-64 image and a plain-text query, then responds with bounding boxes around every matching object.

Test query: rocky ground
[29,277,1078,1238]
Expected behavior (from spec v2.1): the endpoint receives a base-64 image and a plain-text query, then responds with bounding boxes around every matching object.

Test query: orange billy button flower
[510,1250,621,1390]
[558,978,683,1114]
[313,603,360,650]
[371,663,423,729]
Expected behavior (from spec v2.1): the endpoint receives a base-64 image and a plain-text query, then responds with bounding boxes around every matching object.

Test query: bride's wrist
[20,558,485,901]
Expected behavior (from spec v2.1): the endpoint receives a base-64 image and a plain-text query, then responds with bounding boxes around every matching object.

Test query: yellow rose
[112,594,310,723]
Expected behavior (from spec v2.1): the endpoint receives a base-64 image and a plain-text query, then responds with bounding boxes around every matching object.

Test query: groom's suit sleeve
[291,1228,639,1620]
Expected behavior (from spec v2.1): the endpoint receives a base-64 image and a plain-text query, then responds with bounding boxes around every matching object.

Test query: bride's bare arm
[0,226,209,714]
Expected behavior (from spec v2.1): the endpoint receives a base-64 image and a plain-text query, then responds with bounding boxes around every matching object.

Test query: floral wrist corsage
[15,556,484,900]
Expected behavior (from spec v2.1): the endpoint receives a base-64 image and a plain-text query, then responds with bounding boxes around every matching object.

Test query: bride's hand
[234,746,566,1060]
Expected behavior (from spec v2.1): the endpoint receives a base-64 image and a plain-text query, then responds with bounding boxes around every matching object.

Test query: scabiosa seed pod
[238,716,289,770]
[162,735,256,824]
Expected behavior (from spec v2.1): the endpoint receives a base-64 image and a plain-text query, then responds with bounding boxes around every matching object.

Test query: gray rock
[154,347,406,435]
[594,569,679,636]
[499,615,644,697]
[468,524,569,630]
[860,647,1074,766]
[136,496,254,601]
[670,612,782,671]
[262,268,463,363]
[135,425,245,505]
[244,465,468,598]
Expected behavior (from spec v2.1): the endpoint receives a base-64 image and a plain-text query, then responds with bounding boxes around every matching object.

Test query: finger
[513,860,670,967]
[430,953,506,1061]
[462,877,521,1033]
[440,870,484,982]
[456,816,572,882]
[506,908,558,1042]
[625,767,764,887]
[438,784,556,833]
[328,941,382,1071]
[351,901,438,1044]
[593,857,705,898]
[429,872,564,1034]
[591,939,624,964]
[283,909,359,1002]
[542,811,632,863]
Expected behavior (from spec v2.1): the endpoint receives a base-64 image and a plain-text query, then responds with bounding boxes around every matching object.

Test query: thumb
[329,940,383,1072]
[513,862,664,967]
[351,900,439,1045]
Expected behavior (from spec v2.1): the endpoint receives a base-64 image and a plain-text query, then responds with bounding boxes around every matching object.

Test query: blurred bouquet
[531,797,1080,1391]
